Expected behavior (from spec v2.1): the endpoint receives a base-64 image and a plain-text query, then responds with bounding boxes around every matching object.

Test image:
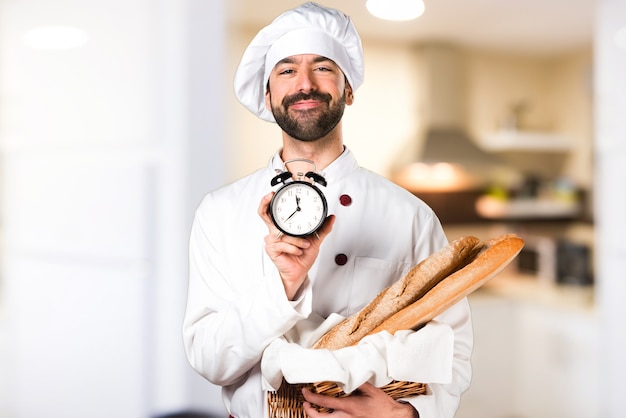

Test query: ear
[345,82,354,105]
[264,87,272,112]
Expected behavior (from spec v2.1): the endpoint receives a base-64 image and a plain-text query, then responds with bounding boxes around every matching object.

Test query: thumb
[356,382,378,395]
[257,192,276,227]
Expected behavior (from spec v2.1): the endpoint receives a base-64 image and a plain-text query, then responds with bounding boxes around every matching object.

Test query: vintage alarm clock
[269,159,328,238]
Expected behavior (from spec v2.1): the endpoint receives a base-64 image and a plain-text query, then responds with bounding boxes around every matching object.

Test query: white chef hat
[234,2,364,122]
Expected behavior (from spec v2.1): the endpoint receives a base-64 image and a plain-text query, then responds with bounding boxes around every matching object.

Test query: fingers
[263,215,335,262]
[258,192,275,228]
[302,388,341,415]
[302,383,402,417]
[302,402,323,418]
[264,234,310,258]
[259,192,307,246]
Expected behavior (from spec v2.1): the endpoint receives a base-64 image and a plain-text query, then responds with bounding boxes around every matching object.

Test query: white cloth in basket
[261,312,454,394]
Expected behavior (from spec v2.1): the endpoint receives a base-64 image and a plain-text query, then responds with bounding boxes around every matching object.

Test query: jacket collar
[268,147,359,185]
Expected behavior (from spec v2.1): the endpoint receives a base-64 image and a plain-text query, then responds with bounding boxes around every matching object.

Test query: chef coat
[183,148,473,418]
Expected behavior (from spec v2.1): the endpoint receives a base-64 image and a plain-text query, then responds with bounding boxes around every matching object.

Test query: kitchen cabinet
[456,277,599,418]
[513,303,599,418]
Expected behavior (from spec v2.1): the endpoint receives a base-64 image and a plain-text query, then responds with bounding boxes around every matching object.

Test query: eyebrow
[275,55,335,66]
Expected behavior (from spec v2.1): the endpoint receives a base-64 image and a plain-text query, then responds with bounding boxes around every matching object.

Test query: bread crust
[367,234,524,336]
[313,235,481,350]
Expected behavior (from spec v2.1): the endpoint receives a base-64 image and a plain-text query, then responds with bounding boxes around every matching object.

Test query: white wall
[0,0,227,416]
[594,1,626,416]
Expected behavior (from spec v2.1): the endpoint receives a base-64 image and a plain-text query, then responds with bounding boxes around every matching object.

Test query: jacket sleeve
[405,211,474,417]
[182,194,313,386]
[407,298,473,417]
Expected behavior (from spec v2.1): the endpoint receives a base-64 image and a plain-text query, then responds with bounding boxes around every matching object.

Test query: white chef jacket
[183,148,473,418]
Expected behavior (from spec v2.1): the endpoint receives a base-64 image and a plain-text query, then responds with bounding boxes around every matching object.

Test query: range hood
[393,44,504,192]
[416,43,501,167]
[414,46,574,155]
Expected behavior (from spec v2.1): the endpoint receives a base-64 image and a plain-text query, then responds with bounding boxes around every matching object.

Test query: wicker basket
[267,379,427,417]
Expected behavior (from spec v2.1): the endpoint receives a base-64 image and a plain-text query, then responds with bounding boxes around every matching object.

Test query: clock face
[269,181,328,237]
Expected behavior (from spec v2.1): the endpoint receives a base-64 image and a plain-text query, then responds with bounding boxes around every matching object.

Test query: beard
[270,90,346,141]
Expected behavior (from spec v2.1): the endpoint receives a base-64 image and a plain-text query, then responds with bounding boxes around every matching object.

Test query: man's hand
[258,192,335,300]
[302,383,418,418]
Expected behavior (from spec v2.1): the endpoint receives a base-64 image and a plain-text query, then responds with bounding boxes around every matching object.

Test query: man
[183,3,473,417]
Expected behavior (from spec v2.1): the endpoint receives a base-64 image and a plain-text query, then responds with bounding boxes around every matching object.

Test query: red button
[335,254,348,266]
[339,194,352,206]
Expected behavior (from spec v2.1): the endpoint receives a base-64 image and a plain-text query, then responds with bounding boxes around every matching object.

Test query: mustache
[282,91,332,108]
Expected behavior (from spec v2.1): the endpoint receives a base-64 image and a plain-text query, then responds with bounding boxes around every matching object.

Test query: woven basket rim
[267,379,427,418]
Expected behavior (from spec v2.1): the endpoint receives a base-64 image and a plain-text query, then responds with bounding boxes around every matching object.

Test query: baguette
[314,235,481,350]
[367,233,524,336]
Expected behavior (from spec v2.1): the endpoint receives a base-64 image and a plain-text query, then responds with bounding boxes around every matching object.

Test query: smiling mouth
[290,100,323,111]
[283,91,332,109]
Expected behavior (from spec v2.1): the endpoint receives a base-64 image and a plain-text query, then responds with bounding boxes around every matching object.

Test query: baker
[182,2,473,417]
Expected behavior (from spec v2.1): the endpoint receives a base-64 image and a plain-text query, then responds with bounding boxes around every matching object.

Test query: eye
[277,68,295,75]
[314,65,334,73]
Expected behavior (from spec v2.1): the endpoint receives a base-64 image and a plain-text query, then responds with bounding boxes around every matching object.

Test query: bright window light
[366,0,425,21]
[614,26,626,50]
[22,26,90,50]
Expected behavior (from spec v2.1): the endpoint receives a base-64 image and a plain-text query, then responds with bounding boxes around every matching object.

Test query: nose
[295,69,316,92]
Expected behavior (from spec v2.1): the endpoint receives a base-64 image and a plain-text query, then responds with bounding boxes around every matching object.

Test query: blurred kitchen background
[0,0,624,417]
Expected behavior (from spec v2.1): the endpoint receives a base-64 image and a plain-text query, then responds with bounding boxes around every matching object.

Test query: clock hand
[285,209,297,221]
[284,205,301,222]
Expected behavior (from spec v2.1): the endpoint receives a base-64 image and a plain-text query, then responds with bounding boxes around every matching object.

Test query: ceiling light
[366,0,425,21]
[22,26,90,50]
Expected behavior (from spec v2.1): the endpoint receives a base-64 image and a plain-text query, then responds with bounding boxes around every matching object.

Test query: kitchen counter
[473,270,595,314]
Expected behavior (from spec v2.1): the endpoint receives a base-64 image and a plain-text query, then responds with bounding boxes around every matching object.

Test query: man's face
[265,54,354,141]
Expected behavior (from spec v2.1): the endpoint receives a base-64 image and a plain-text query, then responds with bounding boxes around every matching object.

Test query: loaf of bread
[314,234,524,350]
[367,234,524,336]
[314,235,481,350]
